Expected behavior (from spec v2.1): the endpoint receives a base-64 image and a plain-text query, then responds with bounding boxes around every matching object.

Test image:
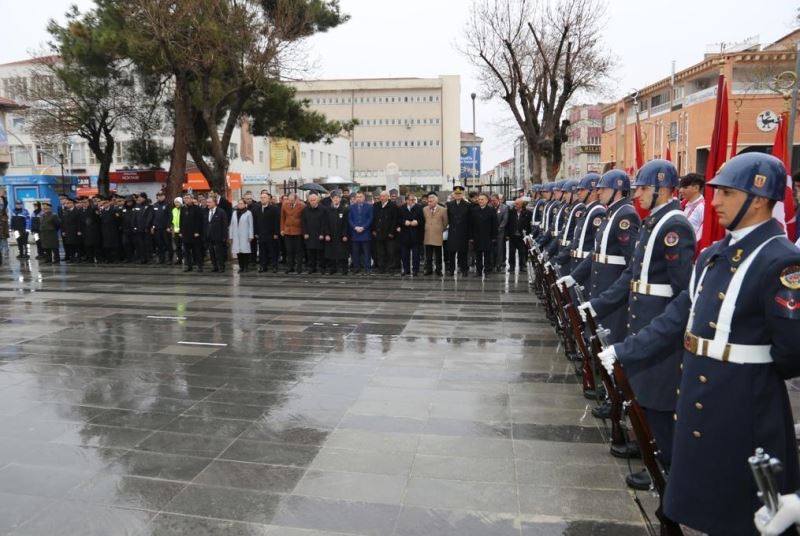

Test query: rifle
[556,282,596,394]
[597,329,684,536]
[751,449,783,523]
[583,310,626,448]
[546,267,578,360]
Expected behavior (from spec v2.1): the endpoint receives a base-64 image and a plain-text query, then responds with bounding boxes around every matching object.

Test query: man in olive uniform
[445,185,471,276]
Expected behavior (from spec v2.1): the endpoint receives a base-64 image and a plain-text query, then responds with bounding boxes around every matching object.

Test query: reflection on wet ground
[0,261,653,535]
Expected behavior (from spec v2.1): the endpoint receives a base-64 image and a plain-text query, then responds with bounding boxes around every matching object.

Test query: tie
[209,209,214,222]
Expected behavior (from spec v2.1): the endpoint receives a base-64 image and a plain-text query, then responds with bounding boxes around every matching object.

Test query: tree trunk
[168,74,190,200]
[527,139,543,184]
[211,165,227,195]
[97,131,115,197]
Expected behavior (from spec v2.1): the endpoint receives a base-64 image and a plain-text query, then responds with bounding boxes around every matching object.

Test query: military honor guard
[597,153,800,535]
[445,185,471,276]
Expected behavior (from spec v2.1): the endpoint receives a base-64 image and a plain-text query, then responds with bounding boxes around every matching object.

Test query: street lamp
[470,92,477,189]
[58,153,66,195]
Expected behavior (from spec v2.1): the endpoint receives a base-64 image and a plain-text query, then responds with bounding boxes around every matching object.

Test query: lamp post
[58,153,67,195]
[470,92,477,189]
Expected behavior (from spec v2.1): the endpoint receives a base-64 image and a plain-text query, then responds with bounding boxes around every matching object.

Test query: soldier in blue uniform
[550,178,585,269]
[530,184,549,239]
[586,160,696,488]
[556,173,604,274]
[558,170,640,339]
[545,179,581,259]
[599,153,800,535]
[537,180,564,250]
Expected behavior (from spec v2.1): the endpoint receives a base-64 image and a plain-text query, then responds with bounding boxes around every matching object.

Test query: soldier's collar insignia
[592,217,602,226]
[619,219,631,230]
[753,174,767,189]
[780,265,800,290]
[732,249,743,263]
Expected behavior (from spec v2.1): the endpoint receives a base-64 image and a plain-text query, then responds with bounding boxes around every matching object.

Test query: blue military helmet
[562,178,580,194]
[709,152,787,201]
[633,159,679,189]
[577,172,601,191]
[597,169,631,192]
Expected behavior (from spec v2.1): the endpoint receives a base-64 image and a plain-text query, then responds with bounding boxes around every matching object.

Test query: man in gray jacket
[491,193,509,273]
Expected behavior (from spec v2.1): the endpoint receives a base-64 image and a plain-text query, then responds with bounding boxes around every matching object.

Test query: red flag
[697,76,729,252]
[771,113,796,241]
[632,114,649,219]
[665,145,672,162]
[729,116,739,159]
[634,121,645,170]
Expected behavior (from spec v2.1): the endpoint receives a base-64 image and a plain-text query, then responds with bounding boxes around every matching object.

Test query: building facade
[563,103,604,178]
[0,58,349,196]
[293,76,461,193]
[600,31,800,175]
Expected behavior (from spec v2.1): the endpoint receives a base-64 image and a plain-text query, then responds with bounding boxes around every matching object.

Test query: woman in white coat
[229,198,254,273]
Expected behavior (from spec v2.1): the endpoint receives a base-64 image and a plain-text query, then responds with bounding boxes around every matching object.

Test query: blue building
[1,175,79,213]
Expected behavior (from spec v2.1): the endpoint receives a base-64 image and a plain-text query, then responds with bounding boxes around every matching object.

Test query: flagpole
[787,41,800,172]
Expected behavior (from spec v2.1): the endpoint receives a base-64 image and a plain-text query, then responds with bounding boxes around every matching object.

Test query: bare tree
[460,0,614,183]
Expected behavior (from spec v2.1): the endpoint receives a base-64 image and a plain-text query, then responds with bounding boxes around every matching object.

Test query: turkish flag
[697,76,729,253]
[665,146,672,162]
[771,113,796,241]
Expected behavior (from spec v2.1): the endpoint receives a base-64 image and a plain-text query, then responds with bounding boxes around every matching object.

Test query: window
[327,154,332,167]
[228,143,238,160]
[310,149,315,162]
[114,142,125,164]
[36,145,58,166]
[10,145,33,166]
[11,116,24,131]
[71,143,86,165]
[319,152,323,166]
[258,150,264,163]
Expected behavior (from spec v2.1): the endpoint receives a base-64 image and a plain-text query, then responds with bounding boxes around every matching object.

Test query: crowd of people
[0,185,540,277]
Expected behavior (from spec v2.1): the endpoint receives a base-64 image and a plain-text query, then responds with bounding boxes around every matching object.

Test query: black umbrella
[299,183,328,193]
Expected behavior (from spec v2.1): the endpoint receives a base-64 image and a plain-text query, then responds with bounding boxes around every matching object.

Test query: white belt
[683,332,773,364]
[593,253,626,265]
[551,231,558,237]
[630,280,674,298]
[571,250,590,259]
[532,222,541,227]
[559,239,569,247]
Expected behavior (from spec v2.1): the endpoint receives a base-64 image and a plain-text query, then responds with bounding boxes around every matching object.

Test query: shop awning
[182,172,242,192]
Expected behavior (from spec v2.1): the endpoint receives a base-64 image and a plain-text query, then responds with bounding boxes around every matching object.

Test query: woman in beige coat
[422,193,448,275]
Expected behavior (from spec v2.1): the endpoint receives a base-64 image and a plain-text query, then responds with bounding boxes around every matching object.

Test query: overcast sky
[2,0,797,170]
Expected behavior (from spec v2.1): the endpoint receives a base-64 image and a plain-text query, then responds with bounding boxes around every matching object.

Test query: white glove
[578,301,596,322]
[598,346,617,376]
[755,493,800,536]
[557,275,576,288]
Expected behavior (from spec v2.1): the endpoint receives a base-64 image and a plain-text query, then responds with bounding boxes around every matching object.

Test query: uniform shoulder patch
[664,231,679,247]
[592,217,602,227]
[619,219,631,230]
[780,265,800,290]
[575,211,583,219]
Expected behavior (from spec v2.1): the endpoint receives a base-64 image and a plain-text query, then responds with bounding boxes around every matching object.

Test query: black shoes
[625,469,652,491]
[591,400,612,418]
[610,441,641,459]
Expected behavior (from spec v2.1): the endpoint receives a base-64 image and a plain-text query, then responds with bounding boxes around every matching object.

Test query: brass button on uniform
[718,292,725,300]
[632,314,637,319]
[695,402,704,410]
[676,388,680,395]
[673,413,678,421]
[699,375,708,383]
[709,321,717,329]
[633,296,639,301]
[680,363,684,370]
[698,285,703,293]
[693,430,702,438]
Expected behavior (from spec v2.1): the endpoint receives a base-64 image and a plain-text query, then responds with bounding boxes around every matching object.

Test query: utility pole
[471,92,477,188]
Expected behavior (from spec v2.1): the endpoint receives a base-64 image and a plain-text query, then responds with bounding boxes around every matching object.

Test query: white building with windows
[293,76,461,192]
[0,57,349,194]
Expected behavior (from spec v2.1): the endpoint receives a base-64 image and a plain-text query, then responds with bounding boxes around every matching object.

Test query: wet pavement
[0,258,654,535]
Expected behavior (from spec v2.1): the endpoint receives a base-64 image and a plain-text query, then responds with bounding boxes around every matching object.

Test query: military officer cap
[577,173,601,191]
[634,159,679,189]
[597,169,631,193]
[42,202,51,207]
[709,152,786,201]
[453,185,465,193]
